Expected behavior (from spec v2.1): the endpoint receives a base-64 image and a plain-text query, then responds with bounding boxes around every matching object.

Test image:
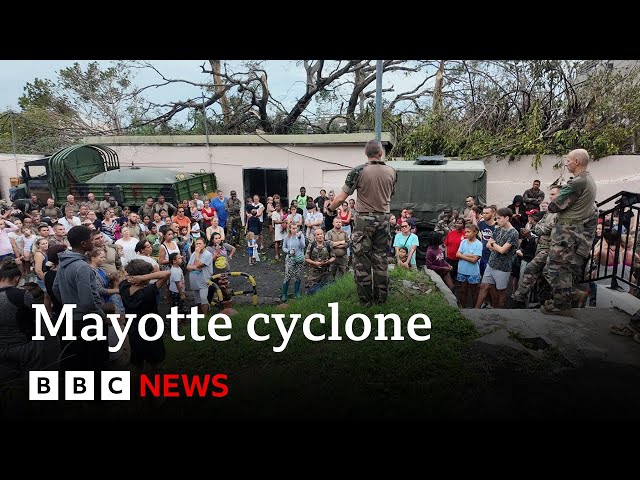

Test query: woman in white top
[115,226,139,267]
[134,239,160,272]
[271,202,286,260]
[158,228,180,271]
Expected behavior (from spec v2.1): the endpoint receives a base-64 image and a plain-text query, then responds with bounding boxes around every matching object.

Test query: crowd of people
[2,146,640,386]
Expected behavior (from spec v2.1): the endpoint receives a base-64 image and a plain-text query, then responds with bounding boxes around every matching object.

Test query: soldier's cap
[525,209,539,215]
[39,222,50,228]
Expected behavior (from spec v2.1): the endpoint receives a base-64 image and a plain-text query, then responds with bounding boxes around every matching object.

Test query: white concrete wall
[3,147,639,212]
[484,154,640,209]
[106,144,361,203]
[0,153,46,201]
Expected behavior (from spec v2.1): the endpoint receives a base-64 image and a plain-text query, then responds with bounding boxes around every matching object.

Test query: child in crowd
[425,231,455,290]
[455,224,483,307]
[103,302,128,367]
[396,246,410,268]
[246,209,262,247]
[246,232,258,265]
[168,252,187,314]
[115,244,125,264]
[107,270,126,313]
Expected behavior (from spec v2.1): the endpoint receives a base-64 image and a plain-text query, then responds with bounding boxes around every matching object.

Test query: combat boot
[571,289,589,308]
[540,304,573,317]
[510,293,527,309]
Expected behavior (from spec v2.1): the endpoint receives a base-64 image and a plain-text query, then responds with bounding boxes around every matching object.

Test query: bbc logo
[29,371,131,400]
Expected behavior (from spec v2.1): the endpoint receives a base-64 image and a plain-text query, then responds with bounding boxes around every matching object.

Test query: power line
[253,132,355,169]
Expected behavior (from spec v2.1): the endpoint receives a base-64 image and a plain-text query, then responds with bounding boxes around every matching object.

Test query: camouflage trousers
[329,255,349,279]
[546,218,596,309]
[352,213,390,305]
[307,266,331,289]
[226,215,243,245]
[512,247,549,303]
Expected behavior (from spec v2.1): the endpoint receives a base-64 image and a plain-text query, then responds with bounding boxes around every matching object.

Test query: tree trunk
[433,60,446,115]
[210,60,231,124]
[354,67,367,115]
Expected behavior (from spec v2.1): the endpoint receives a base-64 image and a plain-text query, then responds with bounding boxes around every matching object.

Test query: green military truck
[12,144,217,208]
[387,156,487,265]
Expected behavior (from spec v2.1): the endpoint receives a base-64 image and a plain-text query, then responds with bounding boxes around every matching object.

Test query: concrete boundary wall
[2,146,638,210]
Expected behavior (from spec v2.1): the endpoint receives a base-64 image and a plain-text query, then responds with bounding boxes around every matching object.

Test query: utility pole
[375,60,383,141]
[202,93,212,173]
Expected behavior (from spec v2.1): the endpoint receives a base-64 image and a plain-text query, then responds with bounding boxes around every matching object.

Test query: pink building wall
[2,148,639,212]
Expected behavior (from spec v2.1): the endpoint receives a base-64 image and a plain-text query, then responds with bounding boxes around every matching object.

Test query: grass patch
[160,268,482,419]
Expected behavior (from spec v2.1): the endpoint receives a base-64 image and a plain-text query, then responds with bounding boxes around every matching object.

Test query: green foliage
[161,269,481,418]
[394,62,640,163]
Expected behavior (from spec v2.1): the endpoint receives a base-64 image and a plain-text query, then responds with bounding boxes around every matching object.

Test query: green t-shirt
[146,233,161,257]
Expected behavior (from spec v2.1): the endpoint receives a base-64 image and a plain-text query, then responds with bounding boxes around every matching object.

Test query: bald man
[541,149,597,316]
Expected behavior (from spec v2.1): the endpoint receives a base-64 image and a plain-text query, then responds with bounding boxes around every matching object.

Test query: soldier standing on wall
[541,149,597,316]
[326,140,396,306]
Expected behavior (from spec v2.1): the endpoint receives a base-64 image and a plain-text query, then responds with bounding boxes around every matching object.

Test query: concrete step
[460,307,640,369]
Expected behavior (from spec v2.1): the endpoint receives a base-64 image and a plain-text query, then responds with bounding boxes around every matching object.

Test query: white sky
[0,60,429,122]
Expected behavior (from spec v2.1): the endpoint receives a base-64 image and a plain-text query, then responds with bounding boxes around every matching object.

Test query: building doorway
[243,169,288,206]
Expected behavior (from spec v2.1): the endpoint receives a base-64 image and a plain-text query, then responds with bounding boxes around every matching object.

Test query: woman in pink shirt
[0,218,20,261]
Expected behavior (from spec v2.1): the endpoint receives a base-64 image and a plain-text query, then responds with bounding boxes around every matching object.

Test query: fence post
[610,201,625,290]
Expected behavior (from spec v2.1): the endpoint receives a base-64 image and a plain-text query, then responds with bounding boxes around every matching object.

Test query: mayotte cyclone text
[31,303,432,353]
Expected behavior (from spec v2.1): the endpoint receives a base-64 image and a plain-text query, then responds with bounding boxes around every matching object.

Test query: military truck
[11,144,217,208]
[387,156,487,265]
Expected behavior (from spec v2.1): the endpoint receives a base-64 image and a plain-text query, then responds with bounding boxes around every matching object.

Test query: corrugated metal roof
[387,160,486,171]
[86,167,192,184]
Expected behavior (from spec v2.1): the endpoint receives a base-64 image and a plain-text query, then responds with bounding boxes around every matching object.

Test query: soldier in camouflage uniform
[511,185,560,306]
[326,140,396,305]
[305,228,336,293]
[541,149,597,316]
[325,217,350,278]
[225,190,243,246]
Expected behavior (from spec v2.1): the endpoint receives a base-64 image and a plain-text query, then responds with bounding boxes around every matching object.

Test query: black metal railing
[585,191,640,291]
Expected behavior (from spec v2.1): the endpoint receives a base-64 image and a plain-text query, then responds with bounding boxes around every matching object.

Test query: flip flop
[610,324,638,337]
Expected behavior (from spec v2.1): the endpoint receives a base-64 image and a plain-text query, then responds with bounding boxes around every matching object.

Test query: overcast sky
[0,60,296,109]
[0,60,426,120]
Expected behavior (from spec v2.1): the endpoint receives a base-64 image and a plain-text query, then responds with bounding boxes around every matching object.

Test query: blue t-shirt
[210,197,228,228]
[477,220,496,262]
[457,239,483,276]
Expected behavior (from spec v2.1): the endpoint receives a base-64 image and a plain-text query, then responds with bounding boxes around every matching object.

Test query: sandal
[610,324,638,337]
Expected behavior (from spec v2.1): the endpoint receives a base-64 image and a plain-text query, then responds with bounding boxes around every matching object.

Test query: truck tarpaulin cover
[386,160,487,228]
